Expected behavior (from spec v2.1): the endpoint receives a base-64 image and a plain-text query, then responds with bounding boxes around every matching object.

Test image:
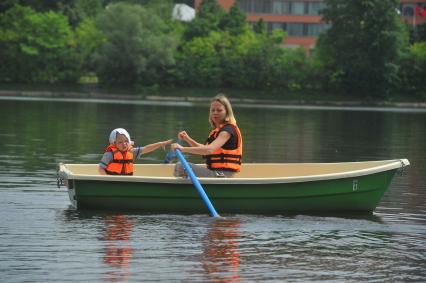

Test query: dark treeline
[0,0,425,98]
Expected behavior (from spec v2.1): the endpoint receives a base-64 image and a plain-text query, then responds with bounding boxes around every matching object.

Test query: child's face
[115,134,129,151]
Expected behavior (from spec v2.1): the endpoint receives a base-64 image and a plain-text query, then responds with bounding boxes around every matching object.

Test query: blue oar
[163,148,176,164]
[175,149,220,217]
[163,139,183,164]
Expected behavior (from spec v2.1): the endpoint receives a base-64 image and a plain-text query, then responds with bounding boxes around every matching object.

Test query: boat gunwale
[58,159,409,185]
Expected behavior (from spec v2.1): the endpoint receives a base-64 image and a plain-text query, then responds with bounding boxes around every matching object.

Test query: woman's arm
[141,139,173,154]
[172,131,230,156]
[178,131,203,147]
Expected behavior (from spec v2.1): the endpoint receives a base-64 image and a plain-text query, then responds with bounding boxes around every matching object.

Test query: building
[195,0,426,51]
[401,0,426,26]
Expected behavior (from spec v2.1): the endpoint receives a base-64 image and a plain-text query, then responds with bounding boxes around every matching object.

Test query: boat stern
[57,163,77,208]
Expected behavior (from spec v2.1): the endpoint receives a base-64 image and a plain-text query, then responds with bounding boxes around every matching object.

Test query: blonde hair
[209,94,237,128]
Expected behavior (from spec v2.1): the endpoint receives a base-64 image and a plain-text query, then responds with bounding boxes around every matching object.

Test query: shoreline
[1,89,426,109]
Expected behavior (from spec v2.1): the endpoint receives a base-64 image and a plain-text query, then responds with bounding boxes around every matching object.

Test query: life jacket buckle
[215,171,226,178]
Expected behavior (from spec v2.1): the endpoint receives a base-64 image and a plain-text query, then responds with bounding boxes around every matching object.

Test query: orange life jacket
[104,144,134,175]
[205,123,242,172]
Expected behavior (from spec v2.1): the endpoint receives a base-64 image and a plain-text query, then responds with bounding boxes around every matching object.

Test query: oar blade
[175,149,220,217]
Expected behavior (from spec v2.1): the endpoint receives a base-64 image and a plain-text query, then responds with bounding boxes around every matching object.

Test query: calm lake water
[0,97,425,282]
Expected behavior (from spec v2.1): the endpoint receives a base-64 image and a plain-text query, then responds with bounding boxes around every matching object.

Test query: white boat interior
[59,159,409,184]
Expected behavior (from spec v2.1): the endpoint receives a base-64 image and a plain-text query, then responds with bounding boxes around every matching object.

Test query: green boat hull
[68,169,397,214]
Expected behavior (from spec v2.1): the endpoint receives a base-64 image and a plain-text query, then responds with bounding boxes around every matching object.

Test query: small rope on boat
[397,159,407,176]
[56,169,65,188]
[56,174,64,188]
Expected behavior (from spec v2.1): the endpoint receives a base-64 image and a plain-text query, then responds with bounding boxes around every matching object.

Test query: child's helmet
[109,128,134,145]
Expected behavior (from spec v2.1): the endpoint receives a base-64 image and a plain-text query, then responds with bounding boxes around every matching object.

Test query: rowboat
[57,159,409,214]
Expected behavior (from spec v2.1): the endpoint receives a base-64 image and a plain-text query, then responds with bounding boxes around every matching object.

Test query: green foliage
[228,30,307,90]
[169,0,310,92]
[183,0,225,40]
[316,0,408,97]
[218,4,248,35]
[411,42,426,60]
[418,22,426,42]
[175,22,308,91]
[75,18,105,72]
[0,0,423,97]
[176,32,223,87]
[253,18,266,34]
[0,0,18,13]
[1,0,58,12]
[399,42,426,96]
[74,0,103,20]
[0,5,78,82]
[407,22,426,43]
[94,2,177,85]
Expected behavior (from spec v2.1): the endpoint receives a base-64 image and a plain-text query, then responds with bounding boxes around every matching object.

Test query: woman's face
[115,134,129,151]
[210,101,227,126]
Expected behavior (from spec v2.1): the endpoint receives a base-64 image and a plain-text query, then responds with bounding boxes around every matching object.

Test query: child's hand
[161,139,173,150]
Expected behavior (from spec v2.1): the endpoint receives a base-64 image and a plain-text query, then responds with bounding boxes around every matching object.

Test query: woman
[171,94,243,178]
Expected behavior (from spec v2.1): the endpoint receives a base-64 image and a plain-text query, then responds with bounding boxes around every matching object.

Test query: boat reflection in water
[102,215,133,282]
[202,218,241,282]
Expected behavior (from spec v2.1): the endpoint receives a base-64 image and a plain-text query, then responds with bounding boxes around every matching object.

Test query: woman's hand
[171,142,184,152]
[177,130,203,148]
[178,131,189,141]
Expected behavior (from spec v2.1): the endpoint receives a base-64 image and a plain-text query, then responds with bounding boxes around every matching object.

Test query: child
[98,128,172,175]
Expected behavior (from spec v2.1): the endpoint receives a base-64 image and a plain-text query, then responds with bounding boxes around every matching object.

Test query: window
[306,24,318,36]
[267,22,285,32]
[239,0,329,16]
[402,4,415,16]
[237,0,256,13]
[254,21,330,37]
[306,23,330,36]
[272,0,290,15]
[287,23,304,36]
[307,2,326,15]
[254,0,272,13]
[271,22,285,31]
[291,2,305,15]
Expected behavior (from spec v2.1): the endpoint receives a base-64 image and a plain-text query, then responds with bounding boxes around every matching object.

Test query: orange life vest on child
[205,123,243,172]
[104,144,134,175]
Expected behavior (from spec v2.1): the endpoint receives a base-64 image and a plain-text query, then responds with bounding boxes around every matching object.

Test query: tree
[316,0,408,97]
[221,29,308,90]
[74,0,103,20]
[399,42,426,97]
[0,5,77,82]
[69,0,105,76]
[74,17,105,74]
[94,2,177,85]
[1,0,59,13]
[418,22,426,42]
[0,0,19,13]
[176,32,223,87]
[183,0,225,40]
[253,18,266,34]
[218,3,248,35]
[405,22,426,44]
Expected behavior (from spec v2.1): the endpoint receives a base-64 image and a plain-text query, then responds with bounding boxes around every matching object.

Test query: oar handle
[163,150,175,164]
[163,139,183,164]
[175,149,220,217]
